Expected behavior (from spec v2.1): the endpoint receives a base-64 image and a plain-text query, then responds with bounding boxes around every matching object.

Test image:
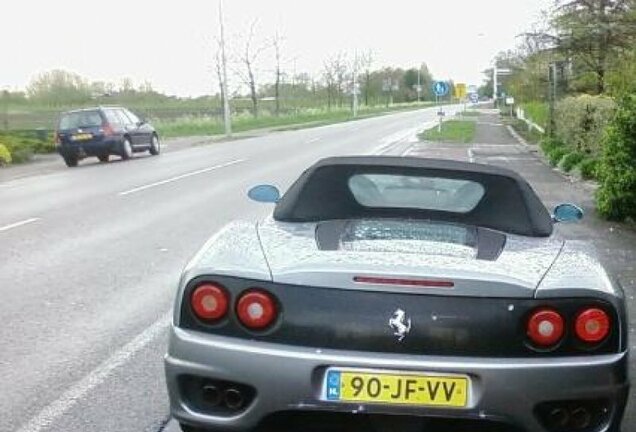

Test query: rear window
[348,174,485,213]
[59,111,103,130]
[103,109,123,125]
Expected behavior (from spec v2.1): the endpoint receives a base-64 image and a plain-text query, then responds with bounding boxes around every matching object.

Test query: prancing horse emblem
[388,309,411,342]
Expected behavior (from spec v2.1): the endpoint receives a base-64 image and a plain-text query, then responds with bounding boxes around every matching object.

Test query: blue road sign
[433,81,449,97]
[469,93,479,103]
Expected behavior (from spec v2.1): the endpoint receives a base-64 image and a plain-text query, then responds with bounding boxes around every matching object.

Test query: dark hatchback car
[55,106,160,167]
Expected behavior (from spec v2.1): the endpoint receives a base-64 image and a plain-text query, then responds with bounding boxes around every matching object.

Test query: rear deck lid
[257,218,563,298]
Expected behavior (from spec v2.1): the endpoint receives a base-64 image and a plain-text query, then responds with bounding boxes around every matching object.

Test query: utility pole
[548,62,557,138]
[218,0,232,137]
[352,50,359,118]
[492,66,498,108]
[417,67,421,102]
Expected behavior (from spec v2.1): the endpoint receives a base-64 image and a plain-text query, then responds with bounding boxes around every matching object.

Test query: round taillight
[237,290,277,330]
[575,308,610,343]
[191,283,229,321]
[527,309,565,347]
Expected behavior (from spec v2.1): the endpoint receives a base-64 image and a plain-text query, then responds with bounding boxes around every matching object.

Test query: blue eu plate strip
[326,370,341,400]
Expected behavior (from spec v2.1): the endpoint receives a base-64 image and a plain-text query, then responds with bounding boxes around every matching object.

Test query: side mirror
[136,120,146,127]
[553,203,584,223]
[248,184,280,203]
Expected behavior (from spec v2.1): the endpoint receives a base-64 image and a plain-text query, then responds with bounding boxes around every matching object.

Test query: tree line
[483,0,636,222]
[480,0,636,103]
[5,22,439,117]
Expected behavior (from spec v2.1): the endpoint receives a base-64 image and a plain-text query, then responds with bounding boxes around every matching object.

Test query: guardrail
[516,107,545,134]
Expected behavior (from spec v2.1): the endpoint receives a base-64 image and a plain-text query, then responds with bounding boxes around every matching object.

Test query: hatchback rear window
[59,111,103,129]
[348,174,485,213]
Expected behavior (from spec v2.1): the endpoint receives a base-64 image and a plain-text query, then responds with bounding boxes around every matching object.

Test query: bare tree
[235,20,269,118]
[359,50,374,106]
[333,53,348,107]
[322,58,337,110]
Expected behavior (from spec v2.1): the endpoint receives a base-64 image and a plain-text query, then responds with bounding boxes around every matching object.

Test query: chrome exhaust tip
[570,407,592,429]
[224,388,244,410]
[202,385,222,406]
[548,407,570,428]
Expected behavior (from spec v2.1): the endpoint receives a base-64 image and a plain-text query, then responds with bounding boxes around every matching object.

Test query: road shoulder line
[0,217,41,233]
[16,313,171,432]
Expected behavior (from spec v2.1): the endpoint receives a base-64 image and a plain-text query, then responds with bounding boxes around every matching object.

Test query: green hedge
[554,95,616,156]
[596,93,636,221]
[0,144,11,165]
[580,158,599,180]
[548,147,568,166]
[560,151,585,172]
[0,130,55,165]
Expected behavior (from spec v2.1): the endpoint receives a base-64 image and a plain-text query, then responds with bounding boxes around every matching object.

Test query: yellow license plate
[72,133,92,141]
[325,369,469,408]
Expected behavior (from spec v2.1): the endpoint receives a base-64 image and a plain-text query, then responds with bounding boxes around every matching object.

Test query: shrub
[9,146,33,163]
[560,151,585,172]
[0,130,55,164]
[554,95,616,156]
[0,143,11,165]
[548,147,568,167]
[579,158,599,180]
[522,102,549,129]
[540,136,563,155]
[596,93,636,221]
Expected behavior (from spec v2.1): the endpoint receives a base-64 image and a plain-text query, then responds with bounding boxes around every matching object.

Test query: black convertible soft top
[273,156,554,237]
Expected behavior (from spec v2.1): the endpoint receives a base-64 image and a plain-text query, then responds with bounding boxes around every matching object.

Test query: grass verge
[457,110,480,117]
[507,119,543,145]
[418,120,476,143]
[155,102,434,138]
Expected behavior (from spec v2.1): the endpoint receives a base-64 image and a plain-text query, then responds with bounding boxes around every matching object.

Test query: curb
[506,124,599,192]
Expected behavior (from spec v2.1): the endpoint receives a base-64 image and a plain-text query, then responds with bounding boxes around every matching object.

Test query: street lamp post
[218,0,232,137]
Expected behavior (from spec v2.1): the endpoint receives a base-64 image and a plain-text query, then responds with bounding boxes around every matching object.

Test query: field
[154,102,435,138]
[0,101,434,164]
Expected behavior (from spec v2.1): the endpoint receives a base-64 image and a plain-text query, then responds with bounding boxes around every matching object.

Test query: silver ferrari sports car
[165,156,629,432]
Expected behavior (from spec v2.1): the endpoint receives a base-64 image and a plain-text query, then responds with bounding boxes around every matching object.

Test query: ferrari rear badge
[389,309,412,342]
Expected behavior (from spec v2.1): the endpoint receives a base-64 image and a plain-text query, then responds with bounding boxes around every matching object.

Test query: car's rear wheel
[98,154,109,163]
[121,138,133,160]
[149,134,160,156]
[63,155,78,167]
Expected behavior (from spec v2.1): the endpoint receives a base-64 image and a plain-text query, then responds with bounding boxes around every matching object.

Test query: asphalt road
[1,107,634,432]
[0,106,450,432]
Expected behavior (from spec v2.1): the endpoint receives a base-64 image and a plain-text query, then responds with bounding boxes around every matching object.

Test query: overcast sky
[1,0,552,96]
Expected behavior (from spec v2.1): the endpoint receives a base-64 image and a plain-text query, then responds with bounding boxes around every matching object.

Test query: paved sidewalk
[408,111,636,431]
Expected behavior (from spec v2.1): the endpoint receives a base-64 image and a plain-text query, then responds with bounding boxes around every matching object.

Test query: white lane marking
[17,313,171,432]
[119,159,245,196]
[306,137,321,144]
[0,217,41,232]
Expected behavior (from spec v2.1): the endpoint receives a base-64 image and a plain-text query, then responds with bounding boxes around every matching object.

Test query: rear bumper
[165,326,629,432]
[57,137,121,157]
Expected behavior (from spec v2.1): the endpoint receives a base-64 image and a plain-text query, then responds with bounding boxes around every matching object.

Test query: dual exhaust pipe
[202,385,245,410]
[548,406,592,430]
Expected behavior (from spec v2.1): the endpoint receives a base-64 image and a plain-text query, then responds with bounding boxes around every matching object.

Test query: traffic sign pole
[433,81,449,134]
